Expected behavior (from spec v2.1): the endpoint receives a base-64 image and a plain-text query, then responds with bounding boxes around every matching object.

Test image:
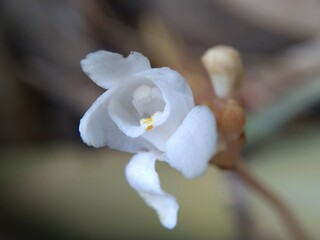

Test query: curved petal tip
[125,152,179,229]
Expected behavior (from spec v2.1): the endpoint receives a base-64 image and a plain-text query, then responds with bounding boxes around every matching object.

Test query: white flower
[79,50,218,229]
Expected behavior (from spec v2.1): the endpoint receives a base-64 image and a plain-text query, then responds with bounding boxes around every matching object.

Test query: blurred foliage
[0,146,235,240]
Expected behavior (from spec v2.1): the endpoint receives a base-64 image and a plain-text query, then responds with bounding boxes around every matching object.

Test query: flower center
[132,85,165,131]
[140,115,154,131]
[133,85,152,104]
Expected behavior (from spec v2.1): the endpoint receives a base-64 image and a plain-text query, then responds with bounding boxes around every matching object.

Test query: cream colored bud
[202,45,243,99]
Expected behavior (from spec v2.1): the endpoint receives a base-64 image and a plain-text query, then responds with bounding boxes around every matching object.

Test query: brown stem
[235,160,309,240]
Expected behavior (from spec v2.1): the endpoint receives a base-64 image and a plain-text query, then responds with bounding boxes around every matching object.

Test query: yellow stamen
[140,115,154,131]
[146,125,153,131]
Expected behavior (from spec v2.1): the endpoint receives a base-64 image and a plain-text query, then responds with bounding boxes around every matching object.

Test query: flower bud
[201,45,243,99]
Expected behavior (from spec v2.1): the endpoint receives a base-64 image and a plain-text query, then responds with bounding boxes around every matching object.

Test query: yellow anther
[140,115,154,131]
[146,125,153,131]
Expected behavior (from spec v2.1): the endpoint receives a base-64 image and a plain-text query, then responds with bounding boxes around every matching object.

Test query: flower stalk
[236,160,308,240]
[202,45,309,240]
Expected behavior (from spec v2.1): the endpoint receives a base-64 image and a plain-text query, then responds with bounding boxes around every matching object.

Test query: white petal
[125,152,179,229]
[165,106,217,179]
[79,88,157,153]
[135,67,193,97]
[135,68,195,151]
[108,95,146,138]
[81,51,151,89]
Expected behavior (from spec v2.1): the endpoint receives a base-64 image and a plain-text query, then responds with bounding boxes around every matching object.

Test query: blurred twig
[236,160,309,240]
[76,0,144,53]
[246,74,320,148]
[241,39,320,147]
[217,0,320,38]
[243,39,320,108]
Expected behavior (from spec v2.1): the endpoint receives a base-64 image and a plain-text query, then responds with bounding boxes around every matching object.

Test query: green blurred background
[0,0,320,239]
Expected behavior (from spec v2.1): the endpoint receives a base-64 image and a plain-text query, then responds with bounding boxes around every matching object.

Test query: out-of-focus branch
[241,39,320,146]
[236,160,309,240]
[246,78,320,148]
[241,39,320,112]
[217,0,320,38]
[76,0,144,53]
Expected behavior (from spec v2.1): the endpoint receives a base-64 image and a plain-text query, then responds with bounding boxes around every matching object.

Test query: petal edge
[165,106,217,178]
[81,51,151,89]
[125,152,179,229]
[79,89,157,153]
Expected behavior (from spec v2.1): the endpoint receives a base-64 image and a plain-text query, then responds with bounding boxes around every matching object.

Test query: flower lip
[108,77,167,138]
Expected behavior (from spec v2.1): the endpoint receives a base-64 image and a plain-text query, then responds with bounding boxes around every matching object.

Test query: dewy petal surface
[79,88,157,153]
[125,152,179,229]
[81,51,151,89]
[165,106,217,179]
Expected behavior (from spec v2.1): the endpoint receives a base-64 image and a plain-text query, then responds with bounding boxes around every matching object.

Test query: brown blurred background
[0,0,320,239]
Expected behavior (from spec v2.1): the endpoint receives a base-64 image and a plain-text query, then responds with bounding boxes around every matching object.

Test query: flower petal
[81,51,151,89]
[125,152,179,229]
[165,106,217,179]
[135,67,194,106]
[79,88,157,153]
[135,68,195,151]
